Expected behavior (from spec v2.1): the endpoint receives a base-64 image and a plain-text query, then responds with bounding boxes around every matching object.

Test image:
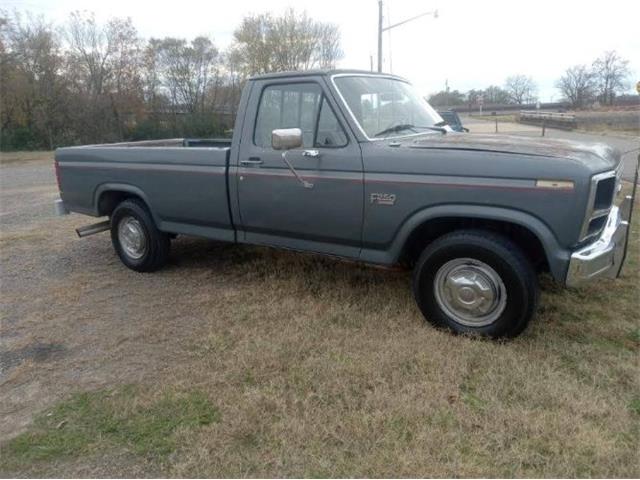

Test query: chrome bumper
[54,198,69,216]
[566,194,633,287]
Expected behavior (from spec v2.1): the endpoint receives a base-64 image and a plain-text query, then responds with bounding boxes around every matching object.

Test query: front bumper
[566,193,633,287]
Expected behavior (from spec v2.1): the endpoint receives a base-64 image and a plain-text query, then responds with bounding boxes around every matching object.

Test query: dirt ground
[1,152,638,477]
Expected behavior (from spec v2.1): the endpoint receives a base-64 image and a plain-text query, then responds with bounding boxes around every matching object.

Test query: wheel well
[97,190,144,217]
[400,217,549,273]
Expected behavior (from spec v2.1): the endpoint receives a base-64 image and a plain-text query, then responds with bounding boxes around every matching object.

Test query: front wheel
[412,230,538,338]
[110,199,170,272]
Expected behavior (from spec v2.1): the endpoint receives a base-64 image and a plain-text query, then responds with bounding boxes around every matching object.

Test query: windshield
[333,75,443,139]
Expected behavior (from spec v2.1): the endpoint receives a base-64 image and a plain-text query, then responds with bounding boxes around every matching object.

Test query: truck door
[235,78,364,258]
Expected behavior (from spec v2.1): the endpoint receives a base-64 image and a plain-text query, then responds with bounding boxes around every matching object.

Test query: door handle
[240,157,263,166]
[302,149,320,158]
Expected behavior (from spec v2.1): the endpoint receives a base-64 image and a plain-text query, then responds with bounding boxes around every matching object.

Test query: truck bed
[56,138,235,242]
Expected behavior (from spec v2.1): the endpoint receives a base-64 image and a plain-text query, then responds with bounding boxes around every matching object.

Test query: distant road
[460,115,639,182]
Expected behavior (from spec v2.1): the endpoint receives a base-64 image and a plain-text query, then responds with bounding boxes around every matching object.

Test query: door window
[315,96,348,147]
[254,83,347,148]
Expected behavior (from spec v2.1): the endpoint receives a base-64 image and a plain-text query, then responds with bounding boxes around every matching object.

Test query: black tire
[412,229,538,338]
[110,199,170,272]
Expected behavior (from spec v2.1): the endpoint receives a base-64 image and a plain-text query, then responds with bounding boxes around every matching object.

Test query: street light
[377,0,438,72]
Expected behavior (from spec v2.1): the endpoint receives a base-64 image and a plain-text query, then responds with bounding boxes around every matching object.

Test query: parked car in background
[438,110,469,132]
[54,70,635,338]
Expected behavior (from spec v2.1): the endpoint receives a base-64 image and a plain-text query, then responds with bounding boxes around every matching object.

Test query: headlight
[579,170,617,242]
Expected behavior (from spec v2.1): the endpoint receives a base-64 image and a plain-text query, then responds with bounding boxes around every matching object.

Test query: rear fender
[93,183,160,225]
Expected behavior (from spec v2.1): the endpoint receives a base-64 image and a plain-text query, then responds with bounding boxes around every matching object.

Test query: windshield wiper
[374,123,418,137]
[374,123,447,137]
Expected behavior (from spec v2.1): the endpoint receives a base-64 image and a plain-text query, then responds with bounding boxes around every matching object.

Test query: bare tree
[1,11,65,148]
[0,14,14,131]
[63,12,145,141]
[482,85,510,104]
[504,75,537,105]
[231,9,343,75]
[105,17,143,139]
[155,36,219,114]
[465,89,483,111]
[0,8,342,149]
[65,11,116,97]
[428,89,465,107]
[230,14,272,75]
[315,22,342,69]
[592,50,630,105]
[141,38,164,108]
[556,65,596,108]
[191,37,219,112]
[269,10,317,71]
[222,48,248,119]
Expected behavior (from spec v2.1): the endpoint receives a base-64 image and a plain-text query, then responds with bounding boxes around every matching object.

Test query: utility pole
[377,1,438,73]
[377,0,383,72]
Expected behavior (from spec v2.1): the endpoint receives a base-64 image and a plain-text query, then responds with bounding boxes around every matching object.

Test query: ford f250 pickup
[54,70,637,338]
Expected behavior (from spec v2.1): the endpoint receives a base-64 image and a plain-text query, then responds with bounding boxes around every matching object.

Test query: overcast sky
[7,0,640,101]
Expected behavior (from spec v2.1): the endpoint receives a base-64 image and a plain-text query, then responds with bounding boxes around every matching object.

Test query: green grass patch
[0,386,219,468]
[625,328,640,344]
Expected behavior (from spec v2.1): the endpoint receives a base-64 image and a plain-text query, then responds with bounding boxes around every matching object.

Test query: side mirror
[272,128,303,150]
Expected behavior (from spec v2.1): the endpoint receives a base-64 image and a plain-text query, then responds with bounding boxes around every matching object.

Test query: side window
[314,97,348,147]
[254,83,322,148]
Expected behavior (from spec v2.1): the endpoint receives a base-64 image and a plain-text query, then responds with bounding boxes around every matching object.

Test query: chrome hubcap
[117,216,147,260]
[434,258,507,327]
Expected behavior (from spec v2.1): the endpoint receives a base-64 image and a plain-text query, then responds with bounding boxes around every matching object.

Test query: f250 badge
[370,192,396,206]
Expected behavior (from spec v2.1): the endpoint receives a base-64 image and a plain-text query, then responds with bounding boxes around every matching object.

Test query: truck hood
[405,133,620,172]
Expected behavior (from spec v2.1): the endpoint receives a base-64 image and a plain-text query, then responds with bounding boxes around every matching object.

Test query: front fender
[360,204,571,282]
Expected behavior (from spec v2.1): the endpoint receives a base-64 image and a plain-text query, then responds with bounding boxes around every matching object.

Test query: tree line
[429,51,633,110]
[429,74,538,110]
[0,9,342,150]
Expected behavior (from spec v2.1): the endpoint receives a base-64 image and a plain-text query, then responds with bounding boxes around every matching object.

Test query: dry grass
[471,114,518,124]
[0,159,639,477]
[575,124,640,137]
[0,150,54,164]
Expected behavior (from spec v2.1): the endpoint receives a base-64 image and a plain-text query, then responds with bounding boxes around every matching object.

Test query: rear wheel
[412,229,538,338]
[110,199,170,272]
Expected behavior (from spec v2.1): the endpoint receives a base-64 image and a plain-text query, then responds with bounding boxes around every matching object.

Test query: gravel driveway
[0,155,233,439]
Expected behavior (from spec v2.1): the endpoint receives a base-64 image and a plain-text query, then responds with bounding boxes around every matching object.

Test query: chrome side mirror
[271,128,313,189]
[271,128,303,150]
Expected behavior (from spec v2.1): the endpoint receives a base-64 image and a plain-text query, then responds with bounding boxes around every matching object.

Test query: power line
[377,0,438,73]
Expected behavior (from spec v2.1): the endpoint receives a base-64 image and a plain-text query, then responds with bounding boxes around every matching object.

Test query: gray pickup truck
[55,70,636,338]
